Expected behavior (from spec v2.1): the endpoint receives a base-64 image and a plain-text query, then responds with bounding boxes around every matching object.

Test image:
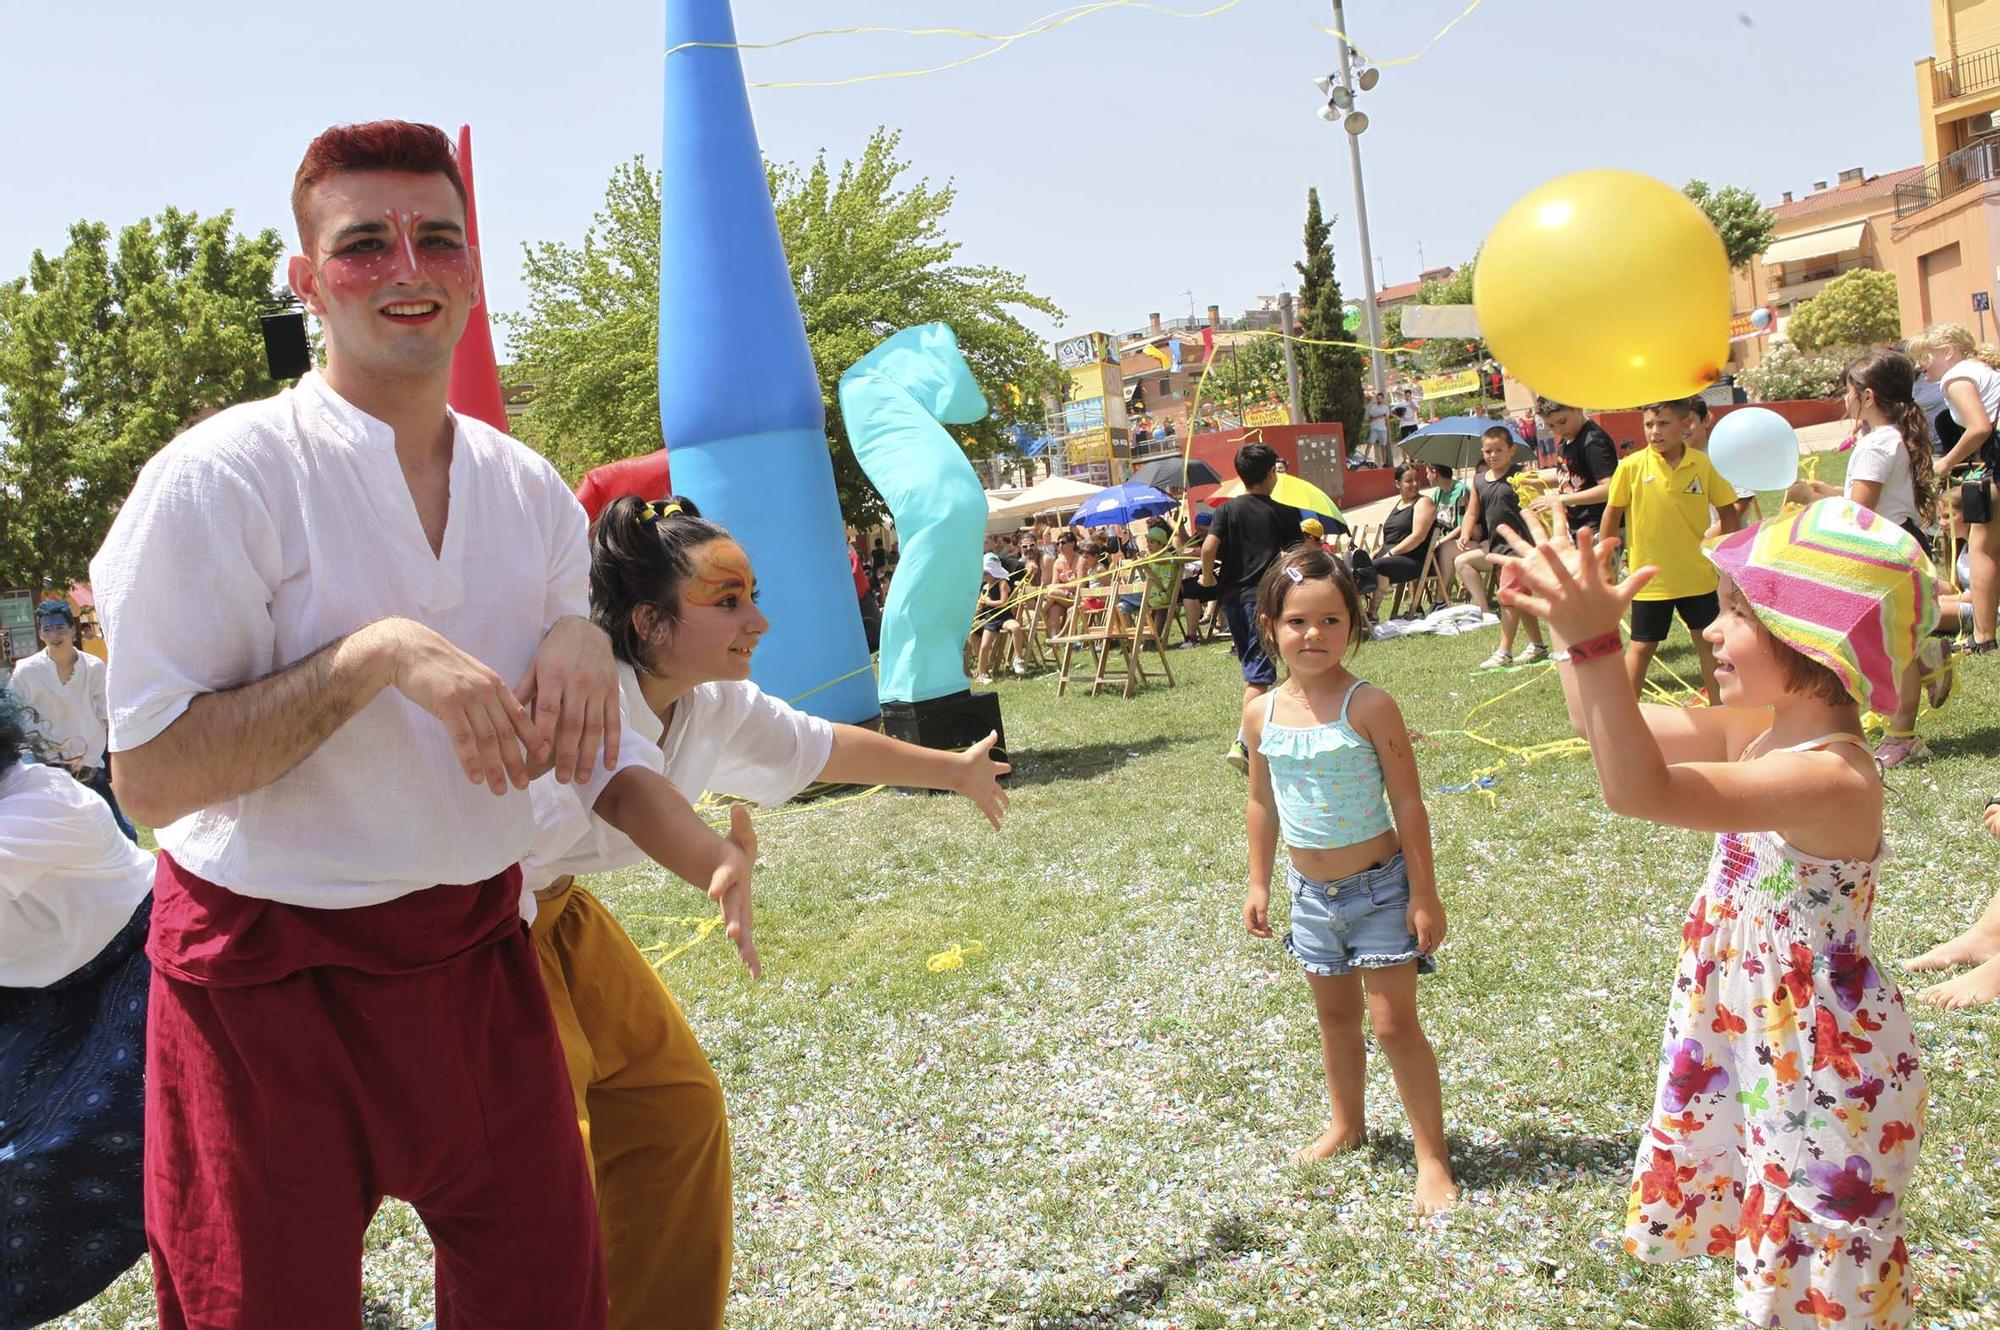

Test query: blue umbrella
[1069,481,1178,528]
[1401,416,1529,471]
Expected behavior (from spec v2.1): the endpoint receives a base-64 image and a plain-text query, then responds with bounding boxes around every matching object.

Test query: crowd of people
[3,114,1999,1330]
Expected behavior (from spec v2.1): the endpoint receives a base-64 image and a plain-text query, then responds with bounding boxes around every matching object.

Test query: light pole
[1316,0,1390,405]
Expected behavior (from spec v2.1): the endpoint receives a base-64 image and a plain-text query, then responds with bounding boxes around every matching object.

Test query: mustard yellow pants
[532,879,732,1330]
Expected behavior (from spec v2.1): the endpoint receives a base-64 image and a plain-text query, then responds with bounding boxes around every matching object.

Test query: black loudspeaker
[879,690,1008,771]
[261,310,311,381]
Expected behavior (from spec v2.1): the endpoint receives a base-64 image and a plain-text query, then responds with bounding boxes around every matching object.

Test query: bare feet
[1914,953,2000,1010]
[1414,1157,1460,1215]
[1902,924,2000,972]
[1291,1125,1366,1166]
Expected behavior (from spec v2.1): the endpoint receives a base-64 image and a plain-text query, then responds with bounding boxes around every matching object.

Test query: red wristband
[1554,630,1622,664]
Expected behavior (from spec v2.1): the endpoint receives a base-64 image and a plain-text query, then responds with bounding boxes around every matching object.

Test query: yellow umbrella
[1204,473,1345,527]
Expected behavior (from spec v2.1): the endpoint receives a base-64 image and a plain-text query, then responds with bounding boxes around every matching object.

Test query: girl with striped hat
[1498,499,1934,1330]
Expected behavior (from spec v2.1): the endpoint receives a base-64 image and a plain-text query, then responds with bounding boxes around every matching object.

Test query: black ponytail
[589,494,731,672]
[1845,350,1940,527]
[0,685,33,775]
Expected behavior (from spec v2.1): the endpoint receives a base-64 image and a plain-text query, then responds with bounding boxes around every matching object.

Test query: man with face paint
[86,121,678,1329]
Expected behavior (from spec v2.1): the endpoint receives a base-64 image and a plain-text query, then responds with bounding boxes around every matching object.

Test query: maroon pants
[145,855,607,1330]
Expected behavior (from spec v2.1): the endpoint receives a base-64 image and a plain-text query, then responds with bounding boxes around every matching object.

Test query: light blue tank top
[1257,679,1394,850]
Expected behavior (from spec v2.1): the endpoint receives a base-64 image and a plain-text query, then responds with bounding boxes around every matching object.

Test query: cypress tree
[1294,188,1366,449]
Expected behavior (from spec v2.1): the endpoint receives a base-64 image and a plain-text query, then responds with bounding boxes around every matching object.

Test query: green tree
[0,209,285,591]
[1683,179,1776,270]
[1294,188,1365,443]
[504,130,1062,527]
[1194,335,1288,418]
[1787,269,1902,353]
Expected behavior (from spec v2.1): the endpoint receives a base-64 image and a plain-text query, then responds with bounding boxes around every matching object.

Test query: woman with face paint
[519,495,1012,1330]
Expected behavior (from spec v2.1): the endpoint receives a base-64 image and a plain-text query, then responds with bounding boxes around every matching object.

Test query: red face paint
[316,209,475,309]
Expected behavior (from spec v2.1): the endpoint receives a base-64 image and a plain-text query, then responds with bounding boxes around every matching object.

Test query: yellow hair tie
[641,499,686,525]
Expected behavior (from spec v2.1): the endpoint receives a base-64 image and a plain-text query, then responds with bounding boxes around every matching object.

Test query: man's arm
[1199,532,1222,585]
[114,617,544,829]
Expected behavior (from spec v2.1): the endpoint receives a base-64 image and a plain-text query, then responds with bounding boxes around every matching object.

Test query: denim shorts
[1282,854,1436,978]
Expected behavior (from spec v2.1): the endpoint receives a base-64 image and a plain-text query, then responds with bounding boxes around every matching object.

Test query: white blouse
[522,665,834,898]
[0,762,153,987]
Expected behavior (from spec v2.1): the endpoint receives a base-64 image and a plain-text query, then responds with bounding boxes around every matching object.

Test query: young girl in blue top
[1241,544,1456,1213]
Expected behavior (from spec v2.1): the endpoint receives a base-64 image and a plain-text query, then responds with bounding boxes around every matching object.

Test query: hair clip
[640,499,685,526]
[1284,566,1304,583]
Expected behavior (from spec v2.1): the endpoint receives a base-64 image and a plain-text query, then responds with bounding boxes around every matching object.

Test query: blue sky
[0,0,1938,352]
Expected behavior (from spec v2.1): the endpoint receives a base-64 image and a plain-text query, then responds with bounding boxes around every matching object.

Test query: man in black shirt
[1199,441,1301,772]
[1529,396,1619,534]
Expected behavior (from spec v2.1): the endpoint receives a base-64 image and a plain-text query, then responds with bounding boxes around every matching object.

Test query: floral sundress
[1622,738,1924,1330]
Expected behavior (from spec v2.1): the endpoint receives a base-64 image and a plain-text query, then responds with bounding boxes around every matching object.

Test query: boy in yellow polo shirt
[1600,398,1742,699]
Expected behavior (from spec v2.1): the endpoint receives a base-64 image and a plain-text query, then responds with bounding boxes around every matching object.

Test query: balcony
[1934,43,2000,103]
[1893,139,2000,218]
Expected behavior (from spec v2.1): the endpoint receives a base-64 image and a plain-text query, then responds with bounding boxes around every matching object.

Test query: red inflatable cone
[449,125,510,433]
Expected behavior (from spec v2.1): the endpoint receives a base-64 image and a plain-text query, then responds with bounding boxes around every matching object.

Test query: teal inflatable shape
[838,325,991,704]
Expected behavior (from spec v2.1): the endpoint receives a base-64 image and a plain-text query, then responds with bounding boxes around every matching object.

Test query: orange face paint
[683,540,755,608]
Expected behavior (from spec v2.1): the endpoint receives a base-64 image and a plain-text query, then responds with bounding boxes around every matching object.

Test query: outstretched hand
[1493,517,1654,646]
[954,731,1013,829]
[708,803,761,979]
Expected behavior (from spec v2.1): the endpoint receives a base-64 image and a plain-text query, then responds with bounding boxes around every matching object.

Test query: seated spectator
[973,553,1030,682]
[1178,509,1219,645]
[1116,522,1178,640]
[1298,516,1327,550]
[1044,530,1084,634]
[1349,464,1438,619]
[1427,463,1470,600]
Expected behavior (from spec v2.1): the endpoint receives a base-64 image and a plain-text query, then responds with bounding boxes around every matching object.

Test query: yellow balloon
[1474,170,1730,409]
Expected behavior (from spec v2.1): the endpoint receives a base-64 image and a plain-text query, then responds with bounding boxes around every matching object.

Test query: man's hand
[1198,570,1217,588]
[708,804,761,979]
[379,619,545,795]
[516,615,620,785]
[1408,890,1447,954]
[953,732,1012,829]
[1529,493,1563,515]
[1244,882,1272,938]
[1983,799,2000,839]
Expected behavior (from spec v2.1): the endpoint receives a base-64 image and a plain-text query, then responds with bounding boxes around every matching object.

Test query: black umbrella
[1130,456,1222,491]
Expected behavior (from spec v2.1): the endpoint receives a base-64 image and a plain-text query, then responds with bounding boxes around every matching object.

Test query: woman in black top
[1351,464,1438,618]
[1451,428,1548,667]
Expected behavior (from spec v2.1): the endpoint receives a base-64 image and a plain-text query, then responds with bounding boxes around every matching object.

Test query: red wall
[1179,421,1353,505]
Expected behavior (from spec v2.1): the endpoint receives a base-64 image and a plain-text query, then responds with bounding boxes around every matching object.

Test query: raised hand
[1493,516,1653,647]
[383,619,545,794]
[954,731,1013,829]
[515,615,621,785]
[708,803,761,979]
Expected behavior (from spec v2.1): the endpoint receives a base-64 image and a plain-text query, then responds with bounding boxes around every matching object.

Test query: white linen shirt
[89,372,627,908]
[521,664,834,897]
[0,761,154,987]
[9,648,109,767]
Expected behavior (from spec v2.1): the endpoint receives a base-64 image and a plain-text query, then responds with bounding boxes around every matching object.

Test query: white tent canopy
[986,475,1101,522]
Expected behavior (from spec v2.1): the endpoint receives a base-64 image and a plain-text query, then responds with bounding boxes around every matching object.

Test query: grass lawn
[60,485,2000,1328]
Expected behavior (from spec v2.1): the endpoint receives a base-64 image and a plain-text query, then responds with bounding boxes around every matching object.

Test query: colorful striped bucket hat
[1705,498,1938,715]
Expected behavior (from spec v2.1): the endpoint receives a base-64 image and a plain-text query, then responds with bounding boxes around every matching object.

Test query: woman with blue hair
[0,684,154,1328]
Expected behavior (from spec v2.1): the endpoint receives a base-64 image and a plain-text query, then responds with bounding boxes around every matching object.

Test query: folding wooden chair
[1388,544,1450,620]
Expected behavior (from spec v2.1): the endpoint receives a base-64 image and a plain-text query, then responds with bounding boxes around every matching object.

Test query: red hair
[291,120,467,249]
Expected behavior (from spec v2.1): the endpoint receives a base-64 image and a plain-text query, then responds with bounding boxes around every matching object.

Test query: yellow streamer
[633,913,725,969]
[927,938,987,972]
[1310,0,1494,68]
